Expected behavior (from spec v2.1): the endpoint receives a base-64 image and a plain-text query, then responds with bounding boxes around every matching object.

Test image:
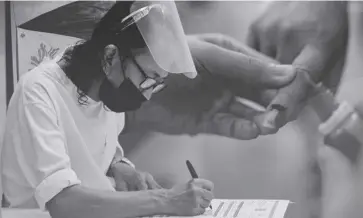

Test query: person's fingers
[253,109,280,135]
[255,89,278,107]
[292,44,332,83]
[229,97,266,119]
[354,101,363,118]
[266,68,316,128]
[192,179,214,192]
[115,180,128,191]
[189,39,296,89]
[234,88,278,108]
[196,33,276,64]
[133,173,149,191]
[192,207,206,216]
[199,112,260,140]
[145,173,162,189]
[203,91,279,137]
[198,198,212,209]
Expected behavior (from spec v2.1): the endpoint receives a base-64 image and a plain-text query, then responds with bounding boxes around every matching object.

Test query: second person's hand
[246,1,349,131]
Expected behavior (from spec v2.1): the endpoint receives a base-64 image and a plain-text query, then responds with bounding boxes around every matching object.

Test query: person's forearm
[47,185,170,218]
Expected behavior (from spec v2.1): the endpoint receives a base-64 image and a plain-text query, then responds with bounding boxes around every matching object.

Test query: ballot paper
[146,199,291,218]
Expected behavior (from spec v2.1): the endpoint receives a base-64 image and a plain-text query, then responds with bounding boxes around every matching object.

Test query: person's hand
[164,178,214,216]
[246,1,349,131]
[110,162,161,191]
[124,33,297,139]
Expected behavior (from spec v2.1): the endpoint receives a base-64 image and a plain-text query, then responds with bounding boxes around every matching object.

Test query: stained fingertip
[253,111,280,135]
[263,109,279,128]
[233,119,260,140]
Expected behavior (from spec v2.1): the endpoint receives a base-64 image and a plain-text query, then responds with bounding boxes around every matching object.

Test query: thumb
[189,38,296,89]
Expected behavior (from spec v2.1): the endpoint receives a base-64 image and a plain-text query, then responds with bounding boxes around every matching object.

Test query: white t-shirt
[1,58,133,210]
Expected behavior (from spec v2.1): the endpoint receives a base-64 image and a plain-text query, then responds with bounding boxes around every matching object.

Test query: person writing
[1,1,296,218]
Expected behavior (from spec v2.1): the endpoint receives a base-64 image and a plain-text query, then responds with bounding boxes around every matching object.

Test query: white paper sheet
[145,199,291,218]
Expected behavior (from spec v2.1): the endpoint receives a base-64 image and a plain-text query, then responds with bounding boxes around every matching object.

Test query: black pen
[186,160,213,210]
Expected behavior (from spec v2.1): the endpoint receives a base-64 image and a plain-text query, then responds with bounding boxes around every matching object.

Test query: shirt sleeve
[20,101,81,210]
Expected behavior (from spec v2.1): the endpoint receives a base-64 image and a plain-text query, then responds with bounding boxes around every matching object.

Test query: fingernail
[140,78,157,89]
[253,113,277,135]
[272,65,296,79]
[263,109,279,128]
[152,83,166,93]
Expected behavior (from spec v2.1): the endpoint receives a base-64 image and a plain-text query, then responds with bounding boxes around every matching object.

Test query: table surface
[2,209,50,218]
[1,207,296,218]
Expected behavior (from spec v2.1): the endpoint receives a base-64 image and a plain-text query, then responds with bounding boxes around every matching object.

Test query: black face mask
[99,77,147,113]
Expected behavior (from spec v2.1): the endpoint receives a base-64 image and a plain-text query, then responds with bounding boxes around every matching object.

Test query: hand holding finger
[265,69,316,128]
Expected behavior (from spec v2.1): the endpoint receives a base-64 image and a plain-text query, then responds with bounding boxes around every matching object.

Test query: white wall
[0,1,7,213]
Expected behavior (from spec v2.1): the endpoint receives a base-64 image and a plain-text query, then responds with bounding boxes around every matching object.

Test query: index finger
[192,179,214,192]
[189,39,296,89]
[196,34,275,64]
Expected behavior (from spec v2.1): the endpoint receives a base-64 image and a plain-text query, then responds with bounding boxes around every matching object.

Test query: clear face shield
[121,0,197,80]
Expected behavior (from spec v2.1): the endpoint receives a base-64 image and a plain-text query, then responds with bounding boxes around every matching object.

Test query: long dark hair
[62,1,146,105]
